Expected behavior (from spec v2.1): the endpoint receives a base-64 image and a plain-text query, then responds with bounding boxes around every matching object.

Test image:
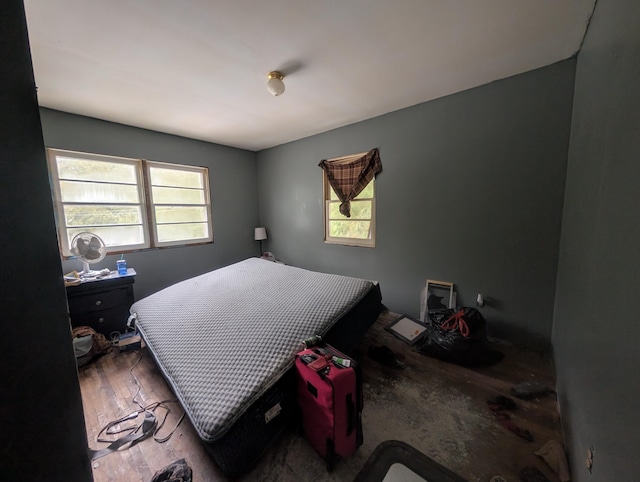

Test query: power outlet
[586,446,594,474]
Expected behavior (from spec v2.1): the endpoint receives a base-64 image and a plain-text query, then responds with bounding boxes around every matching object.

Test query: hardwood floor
[79,348,225,481]
[78,311,564,481]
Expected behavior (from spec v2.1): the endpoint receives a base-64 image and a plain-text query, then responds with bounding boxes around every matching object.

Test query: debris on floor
[510,381,554,400]
[368,345,406,368]
[150,458,192,482]
[535,440,571,481]
[487,395,518,411]
[487,395,533,442]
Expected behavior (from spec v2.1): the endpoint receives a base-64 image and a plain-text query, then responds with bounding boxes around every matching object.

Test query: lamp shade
[266,71,285,96]
[254,227,267,241]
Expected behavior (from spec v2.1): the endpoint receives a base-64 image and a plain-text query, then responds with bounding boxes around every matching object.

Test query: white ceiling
[24,0,595,152]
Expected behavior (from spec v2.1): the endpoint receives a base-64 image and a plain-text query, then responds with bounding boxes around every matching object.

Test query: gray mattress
[130,258,375,443]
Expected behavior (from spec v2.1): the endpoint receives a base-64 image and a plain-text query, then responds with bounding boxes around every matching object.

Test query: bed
[129,257,382,477]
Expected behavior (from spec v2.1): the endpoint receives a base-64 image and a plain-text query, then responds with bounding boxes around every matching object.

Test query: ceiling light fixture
[266,71,285,96]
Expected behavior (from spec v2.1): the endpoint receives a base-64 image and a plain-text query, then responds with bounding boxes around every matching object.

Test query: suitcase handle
[346,394,355,436]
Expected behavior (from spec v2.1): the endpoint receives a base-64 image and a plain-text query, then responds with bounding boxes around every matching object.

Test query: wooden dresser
[66,268,136,338]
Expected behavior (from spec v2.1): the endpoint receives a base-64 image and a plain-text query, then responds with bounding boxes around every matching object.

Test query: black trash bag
[415,307,503,366]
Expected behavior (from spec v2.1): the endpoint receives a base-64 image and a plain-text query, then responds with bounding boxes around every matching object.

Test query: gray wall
[0,2,91,480]
[257,61,575,346]
[553,0,640,480]
[40,109,259,300]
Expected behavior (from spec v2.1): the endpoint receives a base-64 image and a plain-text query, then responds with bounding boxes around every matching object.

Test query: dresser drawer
[68,287,129,314]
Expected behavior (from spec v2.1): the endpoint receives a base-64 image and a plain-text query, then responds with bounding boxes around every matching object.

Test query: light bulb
[267,71,285,96]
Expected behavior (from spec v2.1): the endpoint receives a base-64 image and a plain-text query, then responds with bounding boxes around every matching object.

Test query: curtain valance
[318,148,382,217]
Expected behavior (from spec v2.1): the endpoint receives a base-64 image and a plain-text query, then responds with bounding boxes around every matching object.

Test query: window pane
[155,206,207,223]
[150,167,203,188]
[152,186,205,204]
[329,180,374,200]
[355,181,374,199]
[329,220,371,239]
[67,225,145,248]
[64,205,142,227]
[328,200,371,220]
[60,180,140,203]
[57,157,137,184]
[156,223,209,243]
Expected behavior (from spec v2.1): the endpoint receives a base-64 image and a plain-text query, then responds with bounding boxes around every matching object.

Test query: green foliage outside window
[327,182,374,240]
[48,148,213,255]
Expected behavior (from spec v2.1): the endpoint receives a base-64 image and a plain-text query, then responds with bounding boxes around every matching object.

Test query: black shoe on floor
[368,345,405,368]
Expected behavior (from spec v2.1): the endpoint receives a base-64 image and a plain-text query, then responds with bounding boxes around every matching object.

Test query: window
[145,161,212,247]
[47,148,213,257]
[324,175,376,247]
[320,149,381,248]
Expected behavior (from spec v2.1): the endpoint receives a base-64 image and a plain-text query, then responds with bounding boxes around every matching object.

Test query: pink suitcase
[295,345,363,470]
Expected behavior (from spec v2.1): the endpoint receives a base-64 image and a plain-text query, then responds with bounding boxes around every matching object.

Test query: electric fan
[70,232,107,278]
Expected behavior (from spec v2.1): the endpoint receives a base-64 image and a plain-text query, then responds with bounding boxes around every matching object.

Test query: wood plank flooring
[78,311,564,482]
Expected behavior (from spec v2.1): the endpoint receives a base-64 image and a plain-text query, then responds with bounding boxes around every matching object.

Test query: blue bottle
[117,258,127,275]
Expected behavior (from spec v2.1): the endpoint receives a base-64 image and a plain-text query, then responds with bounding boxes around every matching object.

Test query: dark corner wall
[256,60,576,347]
[40,109,259,300]
[553,0,640,480]
[0,2,92,480]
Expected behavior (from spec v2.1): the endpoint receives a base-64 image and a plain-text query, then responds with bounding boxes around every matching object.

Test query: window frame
[47,148,213,258]
[144,159,214,249]
[322,155,376,248]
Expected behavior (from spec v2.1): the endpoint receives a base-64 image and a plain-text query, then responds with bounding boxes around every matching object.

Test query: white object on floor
[382,463,428,482]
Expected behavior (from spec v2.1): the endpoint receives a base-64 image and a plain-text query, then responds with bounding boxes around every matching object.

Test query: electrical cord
[128,353,186,443]
[91,352,186,457]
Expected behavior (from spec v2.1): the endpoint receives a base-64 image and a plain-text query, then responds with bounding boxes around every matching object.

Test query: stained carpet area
[80,311,563,482]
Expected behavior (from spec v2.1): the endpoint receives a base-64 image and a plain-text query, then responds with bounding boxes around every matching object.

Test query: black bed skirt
[203,369,298,478]
[325,282,383,354]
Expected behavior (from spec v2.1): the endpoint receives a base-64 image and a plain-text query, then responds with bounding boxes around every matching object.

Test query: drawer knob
[98,317,105,323]
[95,300,102,306]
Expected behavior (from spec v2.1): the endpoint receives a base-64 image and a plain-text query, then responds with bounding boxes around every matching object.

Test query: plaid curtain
[318,148,382,217]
